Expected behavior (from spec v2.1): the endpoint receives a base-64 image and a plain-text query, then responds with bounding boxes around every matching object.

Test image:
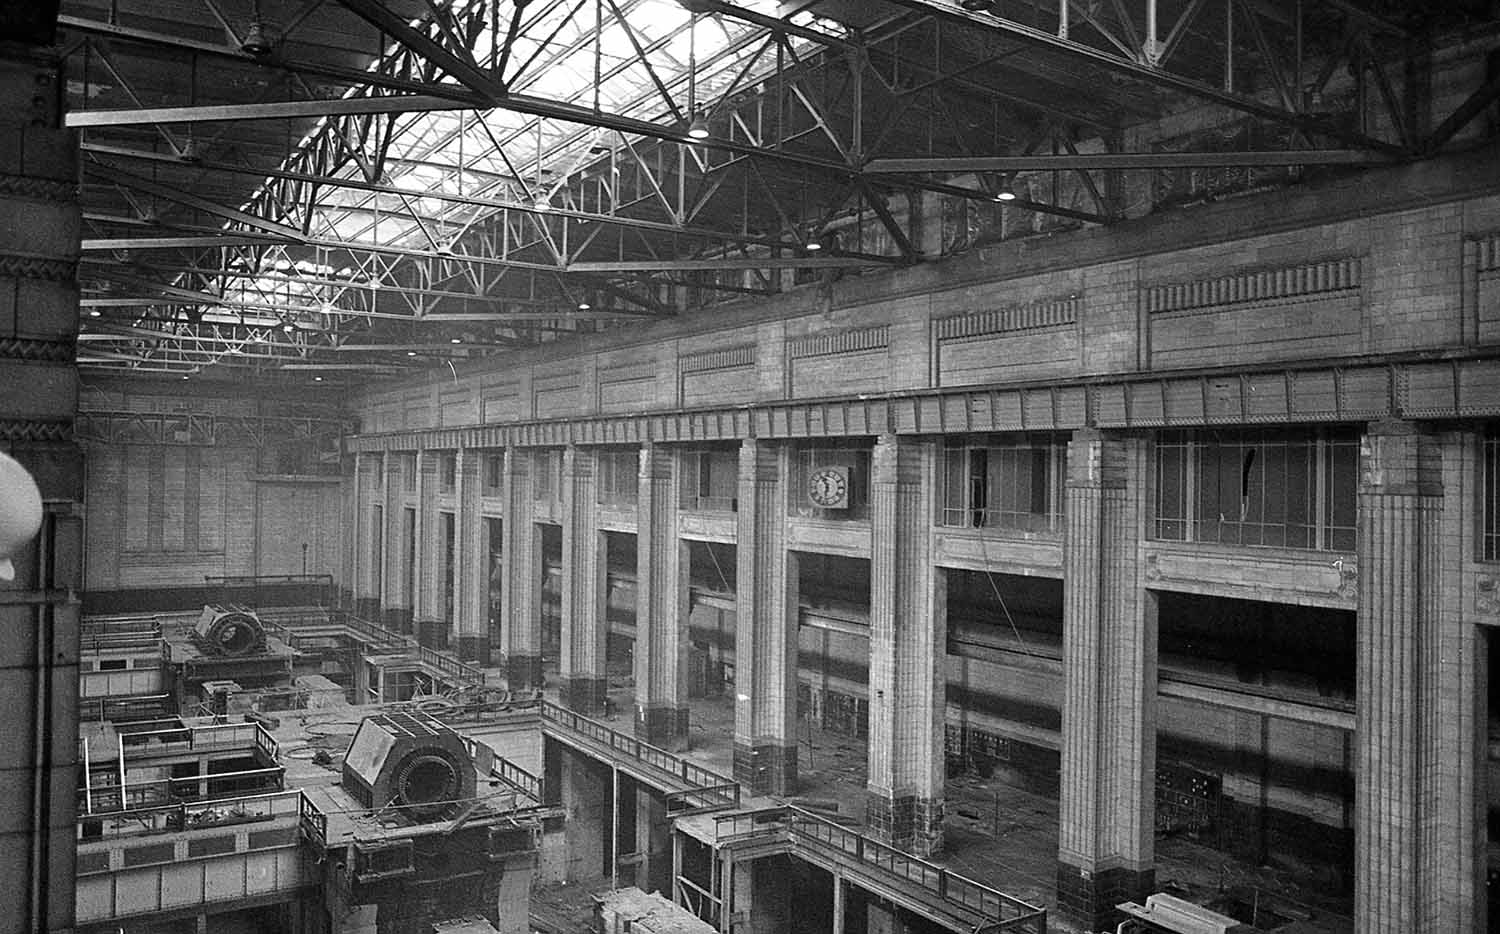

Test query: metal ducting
[342,712,476,821]
[191,605,267,657]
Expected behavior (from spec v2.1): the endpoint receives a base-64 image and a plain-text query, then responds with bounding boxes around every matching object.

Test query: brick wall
[351,148,1500,432]
[84,443,342,595]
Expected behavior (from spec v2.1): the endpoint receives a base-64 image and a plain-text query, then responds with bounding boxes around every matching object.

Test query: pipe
[82,737,92,814]
[118,734,127,809]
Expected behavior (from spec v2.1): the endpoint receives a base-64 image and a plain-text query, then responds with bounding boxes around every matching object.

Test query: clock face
[807,466,849,507]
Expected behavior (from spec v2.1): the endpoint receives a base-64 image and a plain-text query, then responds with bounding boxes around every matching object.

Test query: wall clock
[807,465,850,509]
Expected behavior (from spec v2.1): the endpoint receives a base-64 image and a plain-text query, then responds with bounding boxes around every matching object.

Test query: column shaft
[1056,430,1155,929]
[636,444,690,749]
[1354,421,1476,933]
[340,456,356,607]
[502,448,543,688]
[561,446,608,713]
[732,440,799,794]
[866,435,945,856]
[353,453,382,619]
[382,453,408,633]
[416,450,444,647]
[456,448,488,662]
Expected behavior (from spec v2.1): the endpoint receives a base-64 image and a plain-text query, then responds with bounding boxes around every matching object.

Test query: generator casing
[191,605,267,657]
[342,712,476,820]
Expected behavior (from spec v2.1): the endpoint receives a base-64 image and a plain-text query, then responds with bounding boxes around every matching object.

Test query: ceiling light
[181,374,190,380]
[450,337,461,344]
[805,240,823,252]
[533,197,551,212]
[407,351,417,357]
[314,376,323,382]
[241,22,275,56]
[577,301,591,311]
[282,323,294,333]
[89,310,101,317]
[687,112,710,140]
[959,0,997,10]
[993,180,1017,202]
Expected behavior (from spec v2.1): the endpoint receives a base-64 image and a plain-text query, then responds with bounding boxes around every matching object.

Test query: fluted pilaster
[636,443,690,749]
[502,448,543,688]
[732,439,799,795]
[560,446,607,713]
[415,449,446,646]
[352,451,381,618]
[1353,420,1471,933]
[382,452,410,634]
[1056,430,1155,929]
[866,434,945,856]
[455,448,489,662]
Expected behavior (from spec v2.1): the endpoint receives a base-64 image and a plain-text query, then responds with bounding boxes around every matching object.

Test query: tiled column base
[501,653,543,691]
[354,597,381,619]
[561,676,608,716]
[1055,862,1154,931]
[636,703,690,751]
[456,635,490,664]
[415,619,447,649]
[383,606,413,635]
[865,793,945,857]
[732,742,798,796]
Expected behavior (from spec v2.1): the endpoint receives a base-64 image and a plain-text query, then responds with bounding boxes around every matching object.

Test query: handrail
[80,615,162,653]
[490,756,544,804]
[538,701,739,810]
[299,793,328,851]
[326,610,487,685]
[206,573,336,587]
[77,789,312,843]
[715,806,1046,933]
[79,694,171,723]
[79,765,286,815]
[94,717,281,761]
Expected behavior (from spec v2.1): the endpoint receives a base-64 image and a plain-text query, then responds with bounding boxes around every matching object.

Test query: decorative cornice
[0,337,73,361]
[347,351,1500,451]
[934,294,1081,341]
[680,344,755,373]
[1146,256,1361,314]
[0,173,76,203]
[0,253,77,282]
[532,370,580,390]
[600,360,655,383]
[787,325,889,360]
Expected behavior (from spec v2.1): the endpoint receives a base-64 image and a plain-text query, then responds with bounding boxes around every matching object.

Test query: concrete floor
[479,658,1358,934]
[656,687,1352,934]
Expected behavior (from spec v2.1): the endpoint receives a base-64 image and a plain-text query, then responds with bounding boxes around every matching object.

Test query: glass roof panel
[226,1,830,311]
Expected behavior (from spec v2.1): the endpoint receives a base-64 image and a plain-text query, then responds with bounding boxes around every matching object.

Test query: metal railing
[681,494,737,513]
[327,610,487,685]
[80,614,163,653]
[101,717,280,761]
[715,806,1046,933]
[79,694,172,723]
[300,794,328,851]
[77,789,314,843]
[538,701,739,811]
[490,756,544,804]
[80,765,286,815]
